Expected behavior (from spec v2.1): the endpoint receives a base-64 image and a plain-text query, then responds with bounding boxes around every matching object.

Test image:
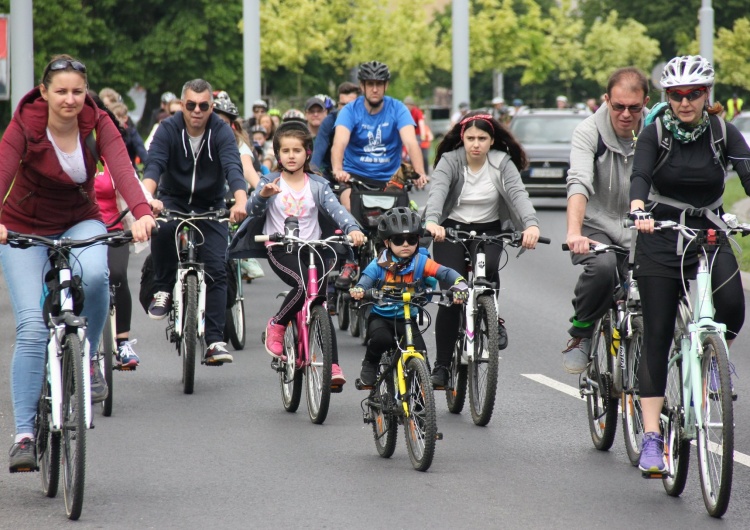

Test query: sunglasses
[47,59,87,74]
[610,102,643,113]
[390,234,419,246]
[185,101,210,112]
[667,87,708,102]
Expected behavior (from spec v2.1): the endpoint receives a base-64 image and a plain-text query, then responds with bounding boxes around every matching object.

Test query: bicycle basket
[351,189,408,228]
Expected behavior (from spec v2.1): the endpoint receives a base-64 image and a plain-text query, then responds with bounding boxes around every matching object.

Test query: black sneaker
[335,261,359,289]
[90,360,109,403]
[206,342,233,364]
[359,360,378,387]
[148,291,172,320]
[9,438,38,473]
[431,365,449,388]
[498,317,508,350]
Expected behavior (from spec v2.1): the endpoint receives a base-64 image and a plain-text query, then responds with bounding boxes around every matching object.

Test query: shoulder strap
[412,251,428,282]
[595,132,607,159]
[652,117,672,175]
[84,130,105,173]
[708,114,727,171]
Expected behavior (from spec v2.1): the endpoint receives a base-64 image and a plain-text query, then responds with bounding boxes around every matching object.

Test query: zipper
[78,186,93,205]
[16,191,34,205]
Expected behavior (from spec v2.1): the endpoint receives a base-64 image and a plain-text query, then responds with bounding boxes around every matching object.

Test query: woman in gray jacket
[424,112,540,387]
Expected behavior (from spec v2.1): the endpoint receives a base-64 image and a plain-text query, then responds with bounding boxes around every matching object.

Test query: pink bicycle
[256,219,356,424]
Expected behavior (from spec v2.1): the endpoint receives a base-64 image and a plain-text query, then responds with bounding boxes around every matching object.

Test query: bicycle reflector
[707,229,717,245]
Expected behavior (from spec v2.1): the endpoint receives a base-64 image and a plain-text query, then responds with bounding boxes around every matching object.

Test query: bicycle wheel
[662,348,689,496]
[446,335,467,414]
[280,321,302,412]
[225,297,246,350]
[99,308,116,417]
[697,334,733,517]
[61,334,86,520]
[585,315,619,450]
[622,316,644,466]
[403,356,437,471]
[181,274,199,395]
[306,305,333,424]
[358,306,369,346]
[468,295,499,426]
[371,357,397,458]
[336,291,349,330]
[349,301,361,337]
[36,363,60,498]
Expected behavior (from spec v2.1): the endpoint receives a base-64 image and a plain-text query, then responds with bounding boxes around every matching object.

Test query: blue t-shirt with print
[335,95,415,181]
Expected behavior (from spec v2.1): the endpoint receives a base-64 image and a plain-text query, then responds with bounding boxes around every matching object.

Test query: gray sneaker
[90,360,109,403]
[562,337,591,374]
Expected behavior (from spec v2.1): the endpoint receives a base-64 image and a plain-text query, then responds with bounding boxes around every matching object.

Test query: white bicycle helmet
[660,55,714,88]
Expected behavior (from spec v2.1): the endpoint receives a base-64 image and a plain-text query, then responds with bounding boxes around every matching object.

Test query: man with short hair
[556,95,569,109]
[144,78,248,365]
[562,67,650,373]
[147,91,177,130]
[311,81,360,181]
[304,96,326,138]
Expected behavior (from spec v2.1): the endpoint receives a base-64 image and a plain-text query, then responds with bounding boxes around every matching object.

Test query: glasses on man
[666,87,708,102]
[185,101,210,112]
[47,59,87,74]
[610,102,644,113]
[390,234,420,246]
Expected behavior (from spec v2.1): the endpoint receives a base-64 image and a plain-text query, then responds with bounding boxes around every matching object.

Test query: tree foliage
[715,18,750,90]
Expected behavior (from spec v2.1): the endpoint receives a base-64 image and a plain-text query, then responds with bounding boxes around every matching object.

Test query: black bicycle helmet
[213,98,239,120]
[378,207,422,240]
[357,61,391,82]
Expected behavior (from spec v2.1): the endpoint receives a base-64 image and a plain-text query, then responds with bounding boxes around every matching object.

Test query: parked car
[508,108,591,197]
[426,105,452,141]
[732,112,750,148]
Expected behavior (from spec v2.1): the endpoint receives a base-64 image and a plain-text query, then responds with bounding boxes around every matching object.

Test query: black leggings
[364,315,427,364]
[108,243,132,335]
[638,252,744,398]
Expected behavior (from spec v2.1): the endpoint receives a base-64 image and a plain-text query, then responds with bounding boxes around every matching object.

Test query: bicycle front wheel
[403,356,437,472]
[280,321,302,412]
[371,357,397,458]
[663,347,689,496]
[697,334,734,518]
[306,305,333,424]
[336,291,349,330]
[99,308,116,417]
[468,295,499,426]
[61,334,86,520]
[225,298,246,350]
[622,316,644,466]
[36,363,60,498]
[586,315,618,450]
[446,335,467,414]
[181,274,199,395]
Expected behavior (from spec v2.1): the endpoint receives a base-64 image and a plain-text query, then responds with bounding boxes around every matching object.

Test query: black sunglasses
[610,102,643,113]
[185,101,210,112]
[390,234,419,246]
[47,59,87,74]
[667,87,707,102]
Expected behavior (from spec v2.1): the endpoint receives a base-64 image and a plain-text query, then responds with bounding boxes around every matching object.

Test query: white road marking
[522,373,750,469]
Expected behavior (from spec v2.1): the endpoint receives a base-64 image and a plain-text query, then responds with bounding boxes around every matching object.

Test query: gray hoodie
[566,104,646,246]
[424,147,539,231]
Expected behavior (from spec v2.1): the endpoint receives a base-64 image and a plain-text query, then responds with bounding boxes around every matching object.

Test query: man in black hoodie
[144,78,248,364]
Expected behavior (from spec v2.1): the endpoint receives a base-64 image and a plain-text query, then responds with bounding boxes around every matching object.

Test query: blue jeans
[0,220,108,434]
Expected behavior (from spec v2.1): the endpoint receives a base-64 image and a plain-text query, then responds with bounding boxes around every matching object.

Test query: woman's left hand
[521,226,540,249]
[130,215,157,243]
[348,230,366,246]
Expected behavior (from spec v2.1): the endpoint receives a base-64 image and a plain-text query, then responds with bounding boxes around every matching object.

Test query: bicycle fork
[47,324,93,431]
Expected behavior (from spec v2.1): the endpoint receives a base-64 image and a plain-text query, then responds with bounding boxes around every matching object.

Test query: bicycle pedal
[354,379,373,391]
[433,385,445,391]
[204,361,224,367]
[435,432,443,441]
[331,385,344,393]
[9,465,39,473]
[641,470,666,479]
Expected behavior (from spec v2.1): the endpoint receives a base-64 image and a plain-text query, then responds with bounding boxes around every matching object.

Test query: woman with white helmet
[630,55,750,475]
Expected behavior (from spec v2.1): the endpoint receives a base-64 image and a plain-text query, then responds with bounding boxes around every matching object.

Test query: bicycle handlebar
[254,232,366,245]
[354,287,455,308]
[561,242,629,254]
[623,217,750,239]
[445,227,551,246]
[6,230,135,250]
[157,208,231,223]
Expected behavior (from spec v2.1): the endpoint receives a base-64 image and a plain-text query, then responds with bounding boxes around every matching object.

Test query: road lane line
[522,373,750,469]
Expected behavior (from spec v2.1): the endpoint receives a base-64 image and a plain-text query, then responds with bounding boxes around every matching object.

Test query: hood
[13,86,101,143]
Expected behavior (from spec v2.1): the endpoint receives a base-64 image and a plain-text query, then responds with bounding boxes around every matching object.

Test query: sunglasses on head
[47,59,87,74]
[667,87,708,102]
[610,102,643,113]
[185,101,210,112]
[390,234,419,246]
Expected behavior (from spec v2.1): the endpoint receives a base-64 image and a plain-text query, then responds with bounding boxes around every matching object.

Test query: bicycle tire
[349,302,361,337]
[100,307,116,417]
[468,295,500,426]
[358,306,369,345]
[372,356,397,458]
[622,316,644,466]
[225,298,246,350]
[306,305,333,424]
[61,334,86,520]
[446,335,468,414]
[697,334,734,518]
[36,363,60,498]
[181,274,199,395]
[280,321,302,412]
[585,315,618,450]
[336,291,349,330]
[662,348,689,496]
[403,356,437,471]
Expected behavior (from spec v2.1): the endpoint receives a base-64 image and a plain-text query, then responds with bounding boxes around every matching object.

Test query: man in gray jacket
[562,67,649,373]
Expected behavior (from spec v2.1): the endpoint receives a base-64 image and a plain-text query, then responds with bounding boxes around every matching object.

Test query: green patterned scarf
[663,108,709,143]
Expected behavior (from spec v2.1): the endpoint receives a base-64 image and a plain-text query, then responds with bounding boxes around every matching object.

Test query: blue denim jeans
[0,220,108,434]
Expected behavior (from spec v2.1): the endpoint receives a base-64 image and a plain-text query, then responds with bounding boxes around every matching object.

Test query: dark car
[508,108,591,197]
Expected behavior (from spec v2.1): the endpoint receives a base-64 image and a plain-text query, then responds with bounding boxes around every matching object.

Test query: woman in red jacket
[0,55,156,473]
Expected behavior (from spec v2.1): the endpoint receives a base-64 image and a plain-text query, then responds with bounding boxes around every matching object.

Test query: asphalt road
[1,190,750,528]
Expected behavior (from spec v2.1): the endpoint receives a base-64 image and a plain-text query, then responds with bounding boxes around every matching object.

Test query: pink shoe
[331,363,346,386]
[265,318,285,358]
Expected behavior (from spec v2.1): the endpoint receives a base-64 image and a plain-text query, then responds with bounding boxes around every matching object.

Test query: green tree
[715,18,750,91]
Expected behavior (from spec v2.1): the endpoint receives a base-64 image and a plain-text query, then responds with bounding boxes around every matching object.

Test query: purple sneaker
[639,432,666,476]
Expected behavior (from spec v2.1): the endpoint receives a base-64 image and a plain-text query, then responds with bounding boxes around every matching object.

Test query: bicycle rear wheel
[662,348,689,496]
[181,274,199,395]
[446,335,467,414]
[697,334,733,518]
[622,317,644,466]
[99,307,116,417]
[468,295,499,426]
[225,298,246,350]
[280,321,302,412]
[36,363,60,498]
[585,315,618,450]
[336,291,349,330]
[349,301,361,337]
[403,356,437,471]
[371,357,398,458]
[61,334,86,520]
[306,305,333,424]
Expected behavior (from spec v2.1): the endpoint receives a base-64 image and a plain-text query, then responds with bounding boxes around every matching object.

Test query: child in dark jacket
[349,207,468,388]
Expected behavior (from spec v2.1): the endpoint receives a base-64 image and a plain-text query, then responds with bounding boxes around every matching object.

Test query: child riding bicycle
[349,207,468,387]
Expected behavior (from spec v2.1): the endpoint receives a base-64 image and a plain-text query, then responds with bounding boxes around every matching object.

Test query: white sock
[15,433,34,443]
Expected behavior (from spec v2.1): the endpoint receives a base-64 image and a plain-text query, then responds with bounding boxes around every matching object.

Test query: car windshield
[733,116,750,133]
[511,116,584,144]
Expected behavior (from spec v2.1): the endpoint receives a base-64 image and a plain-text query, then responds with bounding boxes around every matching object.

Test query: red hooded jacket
[0,87,151,234]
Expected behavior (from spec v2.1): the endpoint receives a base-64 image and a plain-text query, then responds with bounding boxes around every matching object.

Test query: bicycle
[355,286,451,471]
[156,208,231,394]
[634,218,746,518]
[7,229,133,520]
[562,240,644,459]
[224,221,246,350]
[444,228,550,426]
[255,221,356,424]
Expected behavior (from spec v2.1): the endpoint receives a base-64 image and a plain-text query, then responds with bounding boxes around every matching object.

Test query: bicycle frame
[292,242,328,369]
[172,224,207,341]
